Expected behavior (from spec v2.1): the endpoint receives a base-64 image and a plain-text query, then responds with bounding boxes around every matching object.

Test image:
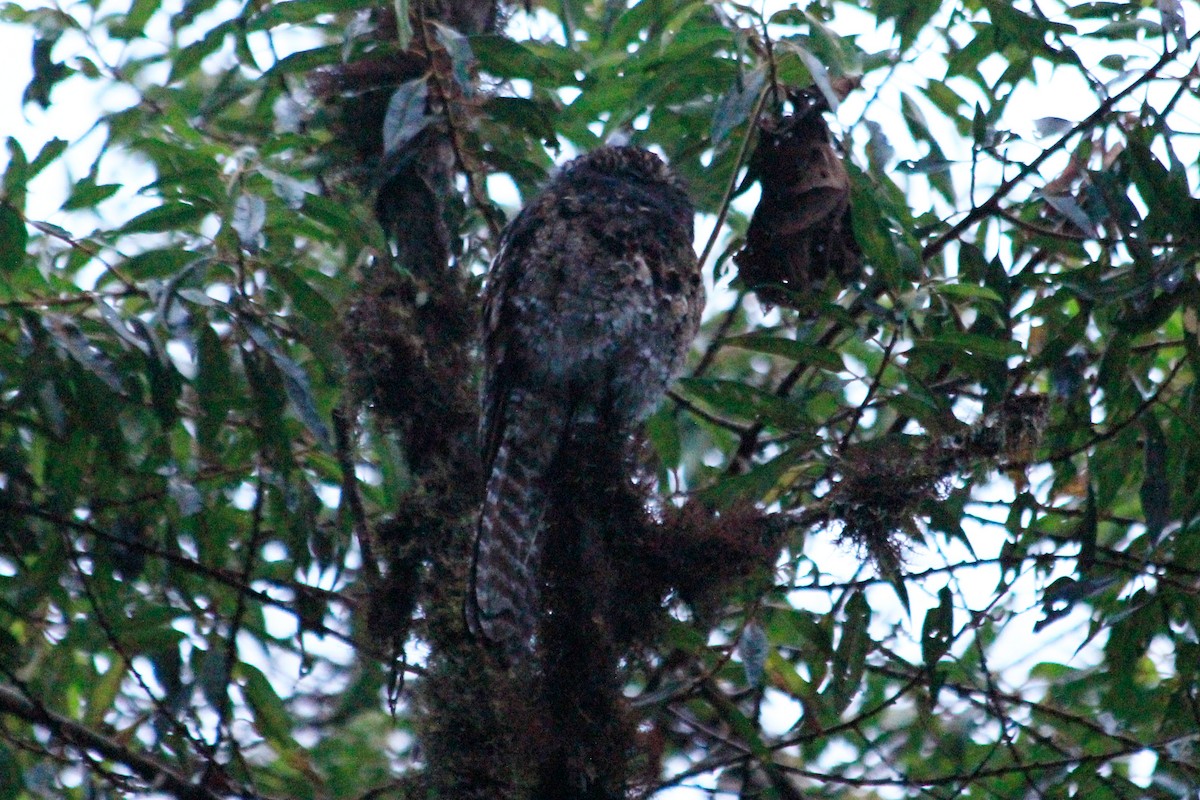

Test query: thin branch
[1,499,422,670]
[665,388,751,434]
[0,684,232,800]
[206,472,268,792]
[0,289,138,309]
[655,670,925,790]
[767,735,1196,788]
[836,331,898,455]
[60,539,215,766]
[414,8,504,243]
[965,615,1042,798]
[333,406,380,585]
[690,291,746,379]
[1047,356,1187,462]
[922,46,1182,262]
[697,79,771,271]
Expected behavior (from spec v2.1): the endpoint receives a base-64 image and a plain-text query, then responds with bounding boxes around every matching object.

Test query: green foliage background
[0,0,1198,797]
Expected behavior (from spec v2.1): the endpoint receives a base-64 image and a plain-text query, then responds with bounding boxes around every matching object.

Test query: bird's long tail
[467,396,562,658]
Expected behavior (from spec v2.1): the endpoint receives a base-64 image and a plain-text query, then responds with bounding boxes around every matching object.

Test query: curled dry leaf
[735,87,861,309]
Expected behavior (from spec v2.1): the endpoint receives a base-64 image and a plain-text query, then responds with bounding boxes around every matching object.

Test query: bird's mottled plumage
[467,146,704,656]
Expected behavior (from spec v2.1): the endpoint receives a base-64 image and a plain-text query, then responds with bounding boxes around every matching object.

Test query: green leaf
[770,607,833,664]
[231,193,266,251]
[120,201,210,235]
[272,265,335,325]
[700,445,816,507]
[84,656,127,727]
[3,138,28,209]
[110,0,162,39]
[62,172,121,211]
[876,0,940,49]
[244,348,291,462]
[299,194,359,239]
[393,0,412,49]
[1125,138,1195,237]
[711,67,765,146]
[23,32,71,108]
[382,79,434,156]
[829,591,871,714]
[117,248,199,279]
[724,333,845,372]
[0,629,21,672]
[247,0,376,30]
[0,204,27,272]
[644,405,681,469]
[485,97,559,143]
[676,378,808,430]
[765,651,820,705]
[119,608,187,651]
[933,282,1004,303]
[921,586,954,668]
[982,0,1076,47]
[195,322,233,451]
[168,19,233,82]
[260,44,343,79]
[660,0,710,47]
[146,348,183,429]
[0,745,23,796]
[241,663,300,754]
[1140,415,1169,542]
[246,324,331,447]
[1076,479,1098,573]
[471,35,582,85]
[912,332,1023,362]
[28,137,67,177]
[848,168,900,280]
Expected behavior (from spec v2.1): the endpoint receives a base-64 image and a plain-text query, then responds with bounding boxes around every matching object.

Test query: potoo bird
[467,146,704,656]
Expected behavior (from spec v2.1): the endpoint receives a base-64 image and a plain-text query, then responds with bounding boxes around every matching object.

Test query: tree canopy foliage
[1,0,1199,797]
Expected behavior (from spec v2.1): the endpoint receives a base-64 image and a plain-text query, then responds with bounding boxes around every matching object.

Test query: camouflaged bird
[467,146,704,658]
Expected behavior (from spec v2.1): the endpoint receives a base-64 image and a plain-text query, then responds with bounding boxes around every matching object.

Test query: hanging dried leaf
[735,87,861,309]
